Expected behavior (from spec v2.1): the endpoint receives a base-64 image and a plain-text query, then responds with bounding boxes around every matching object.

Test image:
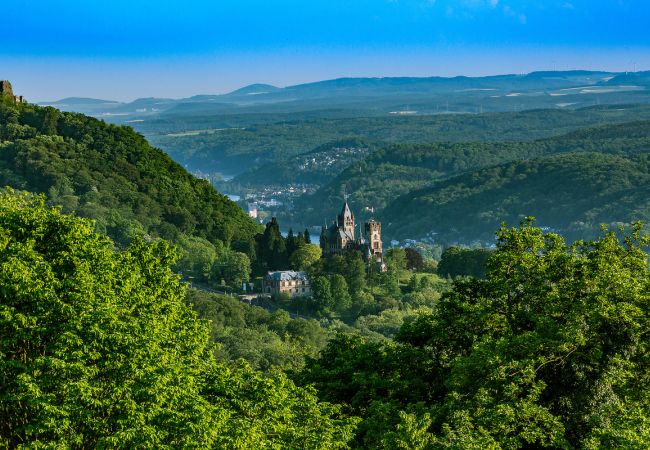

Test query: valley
[136,99,650,247]
[4,69,650,448]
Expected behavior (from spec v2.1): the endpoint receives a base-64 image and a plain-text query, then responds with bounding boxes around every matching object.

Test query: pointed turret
[341,200,352,218]
[337,200,355,239]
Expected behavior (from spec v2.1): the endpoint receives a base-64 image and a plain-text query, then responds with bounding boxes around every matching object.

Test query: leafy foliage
[0,97,260,249]
[383,151,650,243]
[437,246,492,279]
[0,191,357,448]
[187,289,331,371]
[299,221,650,448]
[290,243,323,271]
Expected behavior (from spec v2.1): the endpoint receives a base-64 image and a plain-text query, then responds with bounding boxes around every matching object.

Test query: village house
[263,270,312,297]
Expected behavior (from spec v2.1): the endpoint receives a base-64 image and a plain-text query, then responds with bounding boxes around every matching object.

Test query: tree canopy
[0,97,260,249]
[299,220,650,448]
[0,190,357,448]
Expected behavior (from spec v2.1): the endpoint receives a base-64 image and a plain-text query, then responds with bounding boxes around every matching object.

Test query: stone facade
[264,271,312,297]
[0,80,14,97]
[320,201,386,271]
[0,80,27,103]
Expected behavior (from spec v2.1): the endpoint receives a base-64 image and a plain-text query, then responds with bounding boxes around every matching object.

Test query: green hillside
[0,95,260,248]
[297,120,650,229]
[230,138,378,187]
[381,151,650,243]
[148,104,650,174]
[295,141,546,224]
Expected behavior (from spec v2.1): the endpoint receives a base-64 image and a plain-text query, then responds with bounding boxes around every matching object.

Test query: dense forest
[0,96,259,247]
[298,120,650,238]
[2,88,649,448]
[148,104,650,174]
[2,191,647,448]
[0,192,356,448]
[381,151,650,243]
[298,221,649,448]
[0,95,265,290]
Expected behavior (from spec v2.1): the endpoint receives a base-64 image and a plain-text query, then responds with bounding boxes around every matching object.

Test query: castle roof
[338,228,354,241]
[337,200,354,226]
[321,222,353,242]
[341,201,353,218]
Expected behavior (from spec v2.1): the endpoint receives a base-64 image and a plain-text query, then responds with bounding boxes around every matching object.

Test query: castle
[320,200,386,271]
[0,80,27,104]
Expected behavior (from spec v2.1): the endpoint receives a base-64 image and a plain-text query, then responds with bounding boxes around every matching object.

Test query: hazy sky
[3,0,649,101]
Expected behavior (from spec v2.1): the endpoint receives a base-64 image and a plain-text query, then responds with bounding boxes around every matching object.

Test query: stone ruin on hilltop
[0,80,27,103]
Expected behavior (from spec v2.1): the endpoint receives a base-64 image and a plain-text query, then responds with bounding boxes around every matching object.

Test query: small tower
[337,201,355,240]
[0,80,14,97]
[365,220,383,260]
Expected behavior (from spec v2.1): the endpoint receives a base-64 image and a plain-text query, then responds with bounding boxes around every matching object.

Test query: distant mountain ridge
[38,70,650,121]
[224,83,281,96]
[43,97,120,105]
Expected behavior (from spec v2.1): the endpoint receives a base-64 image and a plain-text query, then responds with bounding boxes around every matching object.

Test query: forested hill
[297,119,650,228]
[0,95,260,247]
[231,138,378,187]
[147,104,650,174]
[381,151,650,243]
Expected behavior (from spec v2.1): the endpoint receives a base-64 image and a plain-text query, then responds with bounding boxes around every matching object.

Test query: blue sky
[2,0,650,101]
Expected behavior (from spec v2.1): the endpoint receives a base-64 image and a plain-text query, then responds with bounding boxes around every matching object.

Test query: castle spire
[337,199,355,240]
[341,200,352,219]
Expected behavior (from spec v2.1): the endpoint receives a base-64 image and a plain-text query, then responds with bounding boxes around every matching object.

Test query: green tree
[301,220,650,448]
[0,190,357,448]
[256,217,288,271]
[290,243,322,271]
[381,269,402,299]
[286,228,305,256]
[312,276,333,309]
[216,251,251,288]
[330,274,352,314]
[174,234,219,281]
[0,191,219,447]
[437,246,492,278]
[344,251,367,294]
[385,248,408,274]
[407,273,419,292]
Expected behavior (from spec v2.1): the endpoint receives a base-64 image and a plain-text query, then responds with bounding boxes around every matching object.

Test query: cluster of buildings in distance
[263,201,385,297]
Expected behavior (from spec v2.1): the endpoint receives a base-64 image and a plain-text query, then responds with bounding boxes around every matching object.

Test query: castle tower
[364,220,383,260]
[337,201,355,240]
[0,80,13,97]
